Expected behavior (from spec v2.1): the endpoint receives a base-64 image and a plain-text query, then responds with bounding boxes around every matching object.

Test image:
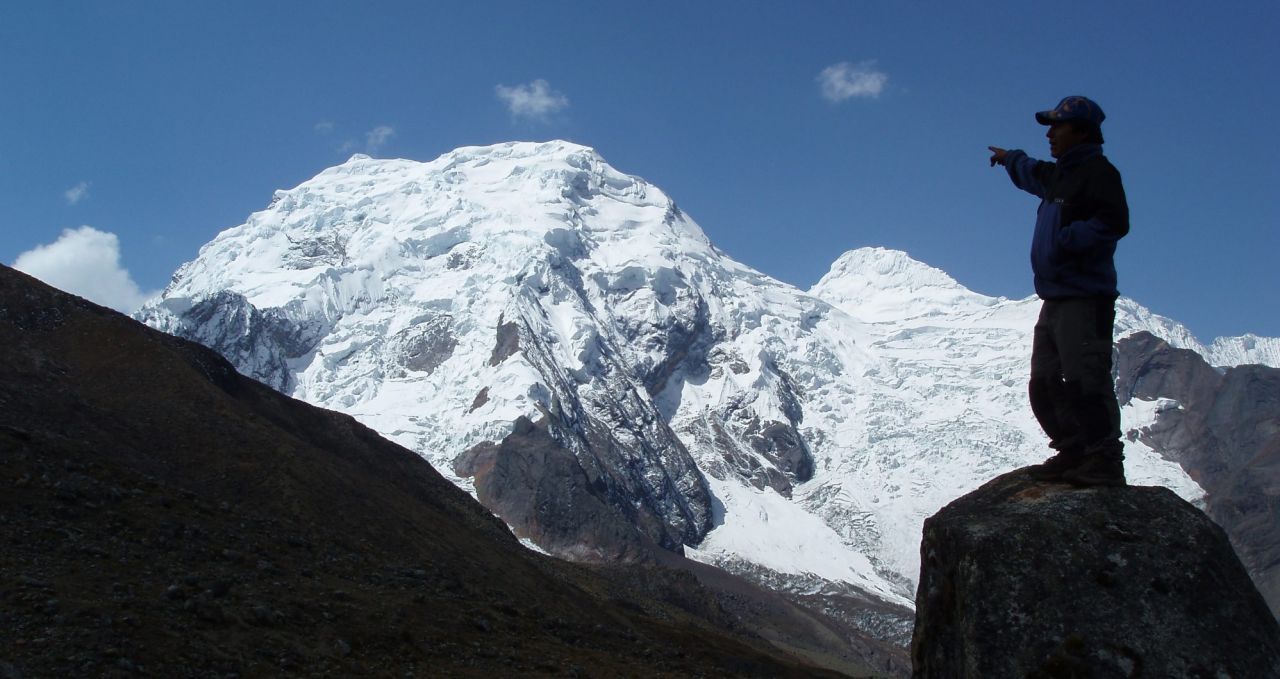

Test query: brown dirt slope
[0,264,868,678]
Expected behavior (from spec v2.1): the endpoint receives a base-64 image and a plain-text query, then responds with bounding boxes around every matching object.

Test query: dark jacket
[1004,144,1129,300]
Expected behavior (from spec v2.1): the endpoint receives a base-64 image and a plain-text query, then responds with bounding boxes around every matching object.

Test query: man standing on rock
[988,96,1129,487]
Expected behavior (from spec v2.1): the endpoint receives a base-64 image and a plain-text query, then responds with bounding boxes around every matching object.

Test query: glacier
[137,140,1275,630]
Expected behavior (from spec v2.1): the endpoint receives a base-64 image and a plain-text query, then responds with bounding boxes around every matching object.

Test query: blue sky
[3,1,1277,339]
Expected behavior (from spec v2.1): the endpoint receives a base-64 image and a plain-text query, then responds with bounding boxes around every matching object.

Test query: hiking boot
[1028,448,1085,481]
[1059,453,1127,487]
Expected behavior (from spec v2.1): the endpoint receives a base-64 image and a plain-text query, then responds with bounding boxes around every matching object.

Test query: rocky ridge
[1114,330,1280,618]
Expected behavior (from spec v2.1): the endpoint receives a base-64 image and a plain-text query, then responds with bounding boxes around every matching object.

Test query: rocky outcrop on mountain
[1115,331,1280,617]
[506,290,715,554]
[1,264,867,678]
[455,415,669,561]
[140,288,329,393]
[911,468,1280,678]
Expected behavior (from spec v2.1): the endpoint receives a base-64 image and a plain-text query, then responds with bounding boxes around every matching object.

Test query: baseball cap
[1035,96,1106,126]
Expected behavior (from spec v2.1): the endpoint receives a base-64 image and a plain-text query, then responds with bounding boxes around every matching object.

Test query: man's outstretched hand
[988,146,1009,167]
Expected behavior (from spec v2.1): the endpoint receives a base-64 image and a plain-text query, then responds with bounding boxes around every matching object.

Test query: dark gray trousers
[1029,297,1123,458]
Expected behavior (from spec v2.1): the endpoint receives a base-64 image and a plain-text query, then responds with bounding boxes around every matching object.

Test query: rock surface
[911,468,1280,678]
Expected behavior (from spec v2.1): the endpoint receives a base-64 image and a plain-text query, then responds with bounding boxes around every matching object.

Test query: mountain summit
[811,246,996,323]
[138,141,1279,645]
[142,140,725,559]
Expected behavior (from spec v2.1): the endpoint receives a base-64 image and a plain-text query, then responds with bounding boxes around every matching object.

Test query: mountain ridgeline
[135,140,1280,647]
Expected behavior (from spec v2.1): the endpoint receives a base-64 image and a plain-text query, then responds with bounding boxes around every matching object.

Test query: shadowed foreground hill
[0,264,864,678]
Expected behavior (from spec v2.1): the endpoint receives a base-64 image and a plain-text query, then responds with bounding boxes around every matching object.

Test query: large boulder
[911,468,1280,678]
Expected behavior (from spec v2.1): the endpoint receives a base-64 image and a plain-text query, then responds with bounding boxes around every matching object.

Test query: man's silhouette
[989,96,1129,486]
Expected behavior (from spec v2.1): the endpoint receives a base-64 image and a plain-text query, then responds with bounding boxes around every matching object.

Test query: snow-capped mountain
[137,141,1277,641]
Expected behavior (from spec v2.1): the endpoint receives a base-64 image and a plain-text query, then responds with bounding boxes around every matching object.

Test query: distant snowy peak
[159,140,711,310]
[1115,298,1280,369]
[809,247,998,322]
[808,248,1278,369]
[822,247,962,289]
[1206,335,1280,369]
[140,138,739,557]
[1114,297,1204,351]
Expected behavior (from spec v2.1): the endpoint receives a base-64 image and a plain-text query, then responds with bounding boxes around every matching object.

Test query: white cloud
[818,61,889,102]
[495,79,570,121]
[64,181,91,205]
[365,125,395,152]
[314,120,335,134]
[11,226,157,313]
[338,125,396,155]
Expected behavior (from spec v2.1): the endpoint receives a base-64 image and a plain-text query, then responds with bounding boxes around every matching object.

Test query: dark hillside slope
[0,264,857,678]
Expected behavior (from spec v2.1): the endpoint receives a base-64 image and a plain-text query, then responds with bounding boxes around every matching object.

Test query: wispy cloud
[314,120,335,134]
[495,79,570,122]
[817,61,889,102]
[11,226,158,313]
[338,125,396,155]
[64,181,91,205]
[365,125,395,152]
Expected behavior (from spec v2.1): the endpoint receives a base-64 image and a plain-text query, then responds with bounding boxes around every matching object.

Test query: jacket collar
[1058,143,1103,170]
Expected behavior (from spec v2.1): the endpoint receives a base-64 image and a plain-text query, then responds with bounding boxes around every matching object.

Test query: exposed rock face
[454,415,660,561]
[390,313,456,375]
[488,316,520,367]
[473,300,715,555]
[137,289,327,392]
[1115,331,1280,617]
[911,468,1280,678]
